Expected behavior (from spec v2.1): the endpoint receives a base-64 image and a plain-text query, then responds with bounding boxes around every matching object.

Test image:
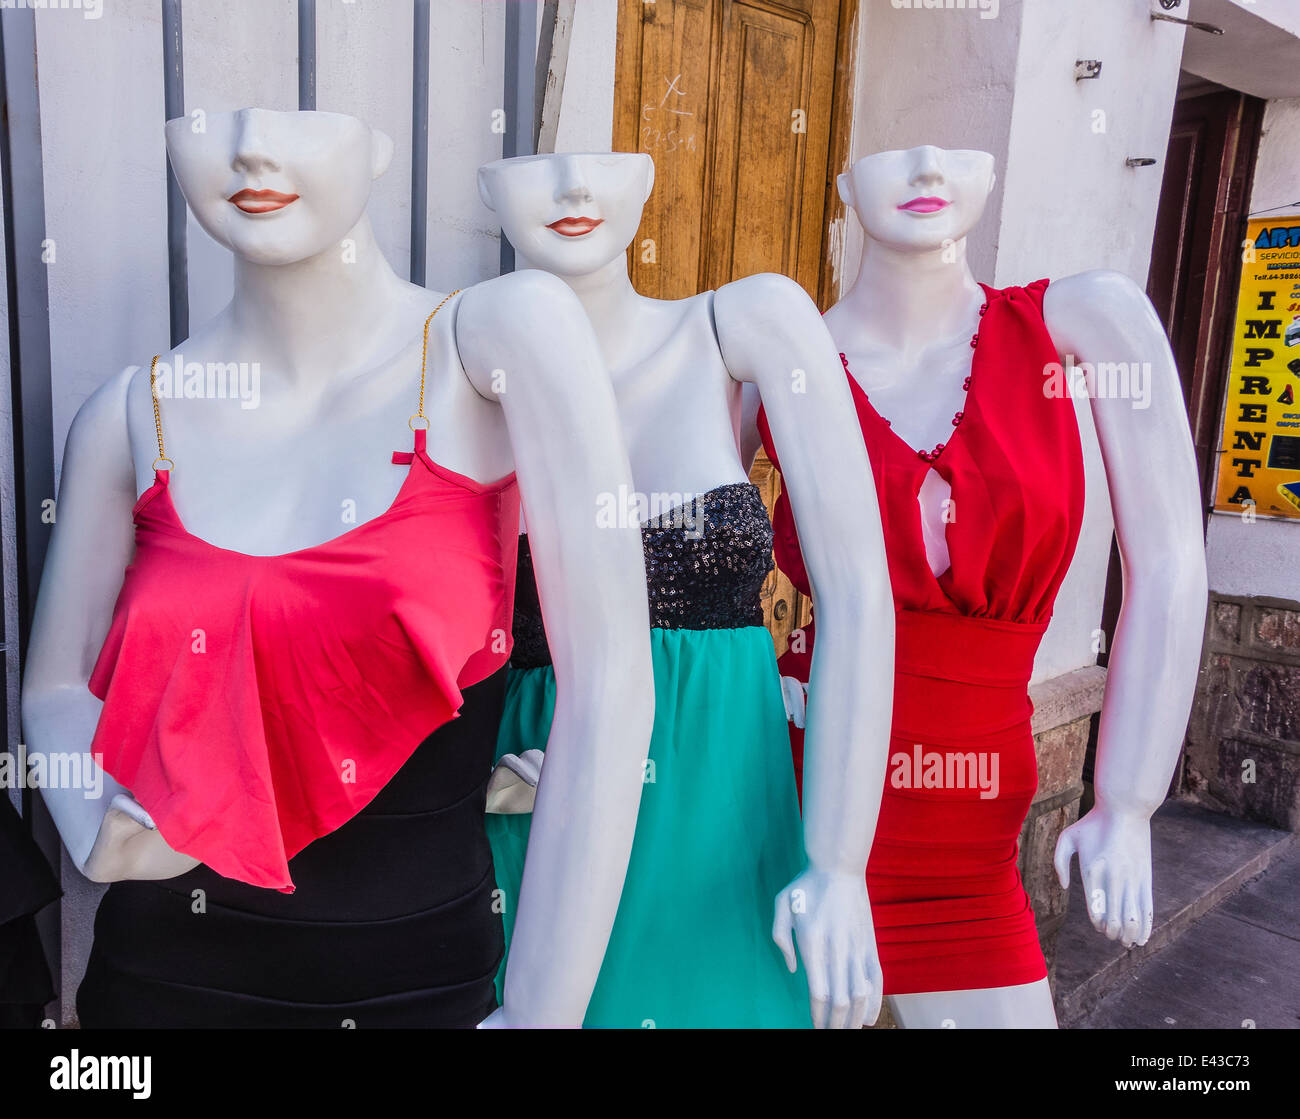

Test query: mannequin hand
[779,676,809,729]
[772,866,882,1029]
[1054,805,1154,947]
[477,1007,509,1028]
[82,794,200,883]
[485,749,546,814]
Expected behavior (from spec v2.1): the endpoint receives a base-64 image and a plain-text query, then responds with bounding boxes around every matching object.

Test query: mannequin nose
[553,157,594,206]
[907,145,946,187]
[231,109,283,178]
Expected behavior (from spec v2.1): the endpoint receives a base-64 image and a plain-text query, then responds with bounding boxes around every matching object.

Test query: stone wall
[1185,594,1300,832]
[1021,666,1106,985]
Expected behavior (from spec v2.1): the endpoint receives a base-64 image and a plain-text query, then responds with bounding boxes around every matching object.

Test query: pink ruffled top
[88,426,519,892]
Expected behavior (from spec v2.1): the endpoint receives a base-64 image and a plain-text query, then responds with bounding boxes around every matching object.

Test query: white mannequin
[19,109,655,1028]
[477,151,896,1030]
[816,145,1208,1028]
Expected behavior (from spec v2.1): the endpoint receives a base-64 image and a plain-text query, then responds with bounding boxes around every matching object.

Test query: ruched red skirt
[793,609,1049,996]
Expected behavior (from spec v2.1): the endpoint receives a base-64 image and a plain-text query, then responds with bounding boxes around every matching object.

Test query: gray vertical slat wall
[162,0,188,348]
[0,0,539,1013]
[0,4,61,1004]
[500,0,539,273]
[297,0,316,111]
[410,0,430,286]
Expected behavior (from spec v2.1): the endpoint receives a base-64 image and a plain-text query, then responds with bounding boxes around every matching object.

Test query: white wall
[1205,96,1300,600]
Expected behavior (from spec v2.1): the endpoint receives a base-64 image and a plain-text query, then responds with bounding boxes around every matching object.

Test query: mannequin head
[165,108,394,265]
[838,146,995,253]
[477,152,654,277]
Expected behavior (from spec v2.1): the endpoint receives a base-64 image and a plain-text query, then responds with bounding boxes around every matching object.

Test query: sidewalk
[1055,802,1300,1030]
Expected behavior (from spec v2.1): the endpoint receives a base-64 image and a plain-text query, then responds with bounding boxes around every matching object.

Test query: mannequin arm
[714,273,893,1028]
[1044,270,1208,946]
[457,271,654,1027]
[21,366,194,880]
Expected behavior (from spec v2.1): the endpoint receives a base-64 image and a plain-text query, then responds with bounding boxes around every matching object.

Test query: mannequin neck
[229,215,410,387]
[838,233,985,352]
[517,249,646,367]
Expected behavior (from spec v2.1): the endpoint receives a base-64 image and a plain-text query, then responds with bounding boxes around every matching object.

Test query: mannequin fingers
[1053,828,1077,890]
[802,937,830,1029]
[864,957,884,1026]
[772,893,797,972]
[780,676,807,729]
[517,749,546,785]
[1140,876,1155,945]
[1082,858,1107,933]
[827,936,850,1030]
[1104,865,1124,940]
[110,793,156,830]
[1120,877,1142,948]
[848,951,872,1030]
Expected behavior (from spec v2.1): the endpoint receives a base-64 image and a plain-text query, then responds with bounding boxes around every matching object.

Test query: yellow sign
[1214,215,1300,518]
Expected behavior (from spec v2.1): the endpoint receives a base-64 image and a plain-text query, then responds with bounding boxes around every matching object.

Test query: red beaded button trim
[840,298,988,461]
[916,300,986,463]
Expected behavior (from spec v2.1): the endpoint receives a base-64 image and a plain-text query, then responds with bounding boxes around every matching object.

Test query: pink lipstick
[898,196,950,214]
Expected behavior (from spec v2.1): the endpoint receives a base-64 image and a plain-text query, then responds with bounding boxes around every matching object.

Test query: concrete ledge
[1030,664,1106,735]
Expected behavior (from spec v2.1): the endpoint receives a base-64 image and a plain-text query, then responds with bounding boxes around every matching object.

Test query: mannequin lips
[547,216,603,237]
[228,188,300,214]
[898,196,950,214]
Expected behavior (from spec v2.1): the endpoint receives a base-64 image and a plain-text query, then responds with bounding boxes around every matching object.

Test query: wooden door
[614,0,856,654]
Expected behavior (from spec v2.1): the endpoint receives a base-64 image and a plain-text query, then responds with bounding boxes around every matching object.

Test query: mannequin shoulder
[67,364,136,462]
[455,270,603,400]
[1042,269,1155,344]
[457,270,586,343]
[713,273,823,371]
[714,272,819,332]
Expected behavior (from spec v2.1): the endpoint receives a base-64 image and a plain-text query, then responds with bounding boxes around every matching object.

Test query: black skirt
[77,668,507,1028]
[0,794,59,1028]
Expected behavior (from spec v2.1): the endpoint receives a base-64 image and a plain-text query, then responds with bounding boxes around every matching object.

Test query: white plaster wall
[838,0,1023,292]
[1205,96,1300,601]
[553,0,617,153]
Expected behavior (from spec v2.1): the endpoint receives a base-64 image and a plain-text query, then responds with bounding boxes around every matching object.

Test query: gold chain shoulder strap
[411,289,462,431]
[148,355,174,472]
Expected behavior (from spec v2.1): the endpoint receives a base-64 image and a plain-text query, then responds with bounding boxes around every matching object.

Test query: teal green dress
[487,484,812,1028]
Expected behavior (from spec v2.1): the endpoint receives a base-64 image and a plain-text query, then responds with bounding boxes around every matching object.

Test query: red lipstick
[547,216,603,237]
[228,188,300,214]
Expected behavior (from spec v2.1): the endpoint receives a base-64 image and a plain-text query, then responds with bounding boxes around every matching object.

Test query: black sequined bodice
[510,483,774,669]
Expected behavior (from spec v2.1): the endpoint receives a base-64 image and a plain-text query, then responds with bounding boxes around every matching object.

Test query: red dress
[758,279,1085,995]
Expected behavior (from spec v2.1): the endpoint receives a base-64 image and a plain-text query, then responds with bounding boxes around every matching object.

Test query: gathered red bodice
[761,279,1084,634]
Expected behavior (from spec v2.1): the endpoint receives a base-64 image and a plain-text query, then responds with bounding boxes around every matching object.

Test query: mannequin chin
[477,151,653,276]
[164,108,393,266]
[837,145,996,254]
